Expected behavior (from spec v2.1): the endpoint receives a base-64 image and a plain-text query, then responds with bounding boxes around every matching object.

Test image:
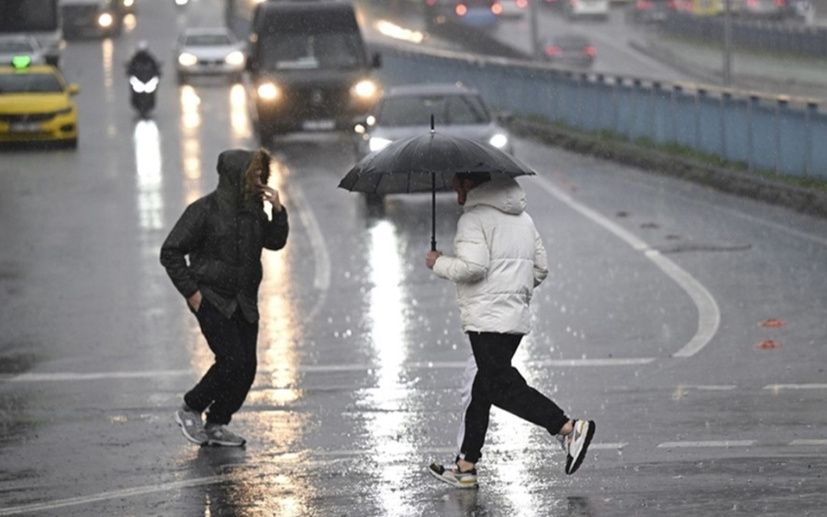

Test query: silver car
[0,35,53,67]
[174,27,245,84]
[354,83,514,163]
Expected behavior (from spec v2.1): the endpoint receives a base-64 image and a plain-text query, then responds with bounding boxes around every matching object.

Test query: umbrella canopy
[338,121,536,250]
[338,130,535,196]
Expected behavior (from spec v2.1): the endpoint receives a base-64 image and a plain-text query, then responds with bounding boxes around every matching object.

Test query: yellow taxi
[0,57,80,148]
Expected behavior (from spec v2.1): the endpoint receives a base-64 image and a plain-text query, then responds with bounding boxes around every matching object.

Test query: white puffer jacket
[433,175,548,334]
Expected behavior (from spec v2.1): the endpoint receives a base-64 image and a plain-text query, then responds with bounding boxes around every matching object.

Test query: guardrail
[374,42,826,179]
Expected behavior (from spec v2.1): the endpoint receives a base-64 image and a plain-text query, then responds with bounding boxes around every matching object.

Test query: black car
[245,0,381,143]
[543,34,596,69]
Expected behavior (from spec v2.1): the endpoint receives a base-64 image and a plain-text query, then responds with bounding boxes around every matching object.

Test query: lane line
[790,439,827,446]
[0,476,227,516]
[657,440,756,448]
[282,177,331,323]
[763,383,827,391]
[1,358,655,383]
[533,176,720,358]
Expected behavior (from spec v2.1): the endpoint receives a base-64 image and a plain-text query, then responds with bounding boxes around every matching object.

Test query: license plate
[302,119,335,131]
[9,122,41,133]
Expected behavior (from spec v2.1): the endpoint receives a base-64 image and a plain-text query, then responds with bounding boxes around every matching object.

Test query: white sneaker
[428,462,478,489]
[564,419,595,475]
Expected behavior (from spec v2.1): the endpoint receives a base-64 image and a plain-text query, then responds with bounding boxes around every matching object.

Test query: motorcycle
[129,73,159,118]
[126,54,161,118]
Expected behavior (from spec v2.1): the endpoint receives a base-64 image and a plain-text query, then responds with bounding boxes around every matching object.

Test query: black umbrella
[338,116,535,250]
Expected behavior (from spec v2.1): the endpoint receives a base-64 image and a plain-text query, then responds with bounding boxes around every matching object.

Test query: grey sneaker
[205,424,246,447]
[564,419,595,475]
[174,407,208,446]
[428,462,478,489]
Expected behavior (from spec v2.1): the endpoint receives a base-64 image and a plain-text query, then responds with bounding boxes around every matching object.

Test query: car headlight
[352,79,378,100]
[488,133,509,149]
[98,12,114,28]
[369,137,393,153]
[257,82,281,101]
[225,50,245,66]
[178,52,198,67]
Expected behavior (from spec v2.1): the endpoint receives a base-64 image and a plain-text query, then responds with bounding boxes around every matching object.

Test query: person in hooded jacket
[161,148,288,447]
[127,40,161,80]
[425,172,595,488]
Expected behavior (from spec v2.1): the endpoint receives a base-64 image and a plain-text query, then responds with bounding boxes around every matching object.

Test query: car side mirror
[69,84,81,96]
[371,52,381,69]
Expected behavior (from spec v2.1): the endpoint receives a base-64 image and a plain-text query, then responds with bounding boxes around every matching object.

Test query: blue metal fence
[374,43,826,179]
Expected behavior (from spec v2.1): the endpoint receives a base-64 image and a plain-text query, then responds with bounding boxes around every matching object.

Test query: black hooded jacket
[160,149,289,322]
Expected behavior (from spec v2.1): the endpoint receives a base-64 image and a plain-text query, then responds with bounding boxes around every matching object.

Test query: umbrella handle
[431,173,437,251]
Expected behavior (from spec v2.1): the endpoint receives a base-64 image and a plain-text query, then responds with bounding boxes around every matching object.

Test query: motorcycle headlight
[257,82,281,101]
[488,133,509,150]
[178,52,198,67]
[225,50,245,66]
[369,137,393,153]
[98,12,114,28]
[352,79,378,100]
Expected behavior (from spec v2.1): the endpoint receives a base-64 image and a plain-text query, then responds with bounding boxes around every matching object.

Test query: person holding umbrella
[425,171,595,488]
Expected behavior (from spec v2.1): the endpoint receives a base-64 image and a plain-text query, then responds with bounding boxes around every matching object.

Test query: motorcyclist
[127,41,161,80]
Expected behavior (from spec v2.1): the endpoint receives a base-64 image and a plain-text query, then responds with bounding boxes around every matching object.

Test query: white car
[565,0,610,19]
[0,35,53,67]
[174,27,245,84]
[354,83,514,161]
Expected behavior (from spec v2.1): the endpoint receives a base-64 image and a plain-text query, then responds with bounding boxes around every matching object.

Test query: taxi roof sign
[12,55,32,69]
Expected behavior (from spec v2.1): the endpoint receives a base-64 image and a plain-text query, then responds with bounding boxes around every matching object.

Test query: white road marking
[0,475,227,516]
[282,178,330,322]
[657,440,756,448]
[533,176,720,358]
[790,439,827,446]
[763,383,827,391]
[1,358,655,383]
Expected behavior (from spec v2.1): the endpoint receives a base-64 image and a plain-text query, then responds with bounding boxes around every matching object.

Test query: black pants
[184,300,258,426]
[459,331,569,464]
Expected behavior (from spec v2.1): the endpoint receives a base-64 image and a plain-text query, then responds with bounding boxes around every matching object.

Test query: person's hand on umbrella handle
[426,250,442,270]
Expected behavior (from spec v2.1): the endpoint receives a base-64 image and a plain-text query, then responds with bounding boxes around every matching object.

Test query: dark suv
[245,0,381,143]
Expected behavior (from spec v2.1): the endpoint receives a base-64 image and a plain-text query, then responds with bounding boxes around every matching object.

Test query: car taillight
[774,0,785,6]
[516,0,528,7]
[637,0,652,8]
[747,0,758,6]
[545,46,561,56]
[492,2,503,15]
[456,3,468,16]
[426,0,436,5]
[584,46,596,57]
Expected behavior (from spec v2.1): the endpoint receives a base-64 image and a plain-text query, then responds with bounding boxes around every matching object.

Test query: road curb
[510,118,827,219]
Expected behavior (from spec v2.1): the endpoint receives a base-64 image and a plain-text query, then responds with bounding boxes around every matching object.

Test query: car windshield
[185,34,232,46]
[259,33,365,70]
[0,41,35,53]
[376,94,491,127]
[0,73,62,93]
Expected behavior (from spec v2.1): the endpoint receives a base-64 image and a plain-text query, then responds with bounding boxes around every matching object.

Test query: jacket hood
[215,149,255,205]
[463,175,526,215]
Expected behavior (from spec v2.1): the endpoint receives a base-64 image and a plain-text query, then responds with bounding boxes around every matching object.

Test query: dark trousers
[184,300,258,426]
[459,331,569,464]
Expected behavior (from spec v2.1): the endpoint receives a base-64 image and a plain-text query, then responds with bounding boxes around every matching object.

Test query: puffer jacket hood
[216,149,255,207]
[462,175,526,216]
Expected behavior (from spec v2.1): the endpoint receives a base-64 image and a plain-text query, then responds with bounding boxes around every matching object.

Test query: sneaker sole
[566,421,596,475]
[206,438,246,447]
[174,411,207,446]
[427,466,478,489]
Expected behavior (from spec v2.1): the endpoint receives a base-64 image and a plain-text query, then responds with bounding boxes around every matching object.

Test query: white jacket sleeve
[533,228,548,287]
[433,213,488,284]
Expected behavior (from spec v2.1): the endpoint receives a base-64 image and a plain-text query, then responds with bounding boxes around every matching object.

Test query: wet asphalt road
[1,1,827,516]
